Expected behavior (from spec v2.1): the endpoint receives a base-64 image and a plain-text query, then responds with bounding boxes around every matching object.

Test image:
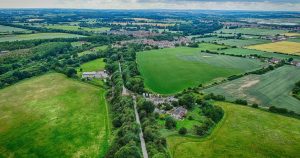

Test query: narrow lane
[119,61,148,158]
[133,96,149,158]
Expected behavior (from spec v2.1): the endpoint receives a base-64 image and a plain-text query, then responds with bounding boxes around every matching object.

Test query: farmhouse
[269,58,281,64]
[169,106,187,119]
[82,70,108,79]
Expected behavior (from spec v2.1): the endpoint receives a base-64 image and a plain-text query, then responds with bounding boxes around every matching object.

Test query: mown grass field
[167,102,300,158]
[246,41,300,55]
[45,24,110,32]
[0,33,85,42]
[204,66,300,113]
[0,73,110,158]
[216,28,287,36]
[137,43,264,94]
[219,48,300,61]
[0,25,30,34]
[77,58,105,75]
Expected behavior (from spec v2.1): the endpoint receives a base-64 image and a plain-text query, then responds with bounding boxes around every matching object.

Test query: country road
[133,96,149,158]
[119,61,148,158]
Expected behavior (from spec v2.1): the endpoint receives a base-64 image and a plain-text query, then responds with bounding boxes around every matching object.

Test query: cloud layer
[0,0,300,11]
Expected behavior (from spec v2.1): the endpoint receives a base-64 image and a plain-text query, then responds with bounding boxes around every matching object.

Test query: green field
[167,102,300,158]
[45,24,110,32]
[77,58,105,75]
[288,38,300,43]
[216,28,287,36]
[0,25,30,34]
[137,44,265,94]
[78,46,108,56]
[204,66,300,113]
[0,33,85,42]
[0,73,110,157]
[216,38,270,47]
[219,48,300,61]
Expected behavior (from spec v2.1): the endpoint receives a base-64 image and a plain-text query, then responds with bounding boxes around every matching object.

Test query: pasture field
[0,25,30,34]
[216,28,286,36]
[216,38,269,47]
[246,41,300,55]
[45,24,111,32]
[0,73,110,157]
[167,102,300,158]
[137,44,265,94]
[219,48,300,61]
[0,33,85,42]
[78,46,108,56]
[204,66,300,113]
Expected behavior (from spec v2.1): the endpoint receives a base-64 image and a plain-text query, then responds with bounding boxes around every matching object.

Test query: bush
[235,99,248,105]
[251,103,259,108]
[269,106,288,114]
[178,127,188,135]
[165,116,177,129]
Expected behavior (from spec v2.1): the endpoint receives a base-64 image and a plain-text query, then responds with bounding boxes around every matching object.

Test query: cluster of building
[82,70,108,80]
[107,30,160,38]
[143,93,188,119]
[114,37,191,48]
[291,61,300,67]
[266,58,300,67]
[222,22,300,31]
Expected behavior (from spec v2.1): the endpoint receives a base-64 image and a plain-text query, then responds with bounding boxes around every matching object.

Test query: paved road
[133,96,149,158]
[119,61,148,158]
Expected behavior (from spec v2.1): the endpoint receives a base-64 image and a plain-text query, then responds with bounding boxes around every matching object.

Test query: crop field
[284,33,300,37]
[0,33,85,42]
[219,48,300,61]
[0,73,110,157]
[246,41,300,55]
[167,102,300,158]
[45,24,111,32]
[0,25,30,34]
[216,28,287,36]
[204,66,300,113]
[137,44,265,94]
[216,38,270,47]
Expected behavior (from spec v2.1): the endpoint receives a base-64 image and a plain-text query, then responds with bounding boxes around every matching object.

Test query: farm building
[82,70,108,79]
[143,93,178,105]
[170,106,187,119]
[291,61,300,67]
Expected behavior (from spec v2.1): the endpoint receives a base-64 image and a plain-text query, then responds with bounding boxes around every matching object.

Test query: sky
[0,0,300,11]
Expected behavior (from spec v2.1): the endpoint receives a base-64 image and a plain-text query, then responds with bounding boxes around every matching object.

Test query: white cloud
[0,0,299,11]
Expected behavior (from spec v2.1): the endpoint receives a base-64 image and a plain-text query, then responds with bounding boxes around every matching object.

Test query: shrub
[235,99,248,105]
[251,103,259,108]
[165,116,176,129]
[178,127,188,135]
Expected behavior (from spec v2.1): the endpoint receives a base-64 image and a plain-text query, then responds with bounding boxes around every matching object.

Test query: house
[170,106,187,119]
[269,58,281,64]
[82,70,108,79]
